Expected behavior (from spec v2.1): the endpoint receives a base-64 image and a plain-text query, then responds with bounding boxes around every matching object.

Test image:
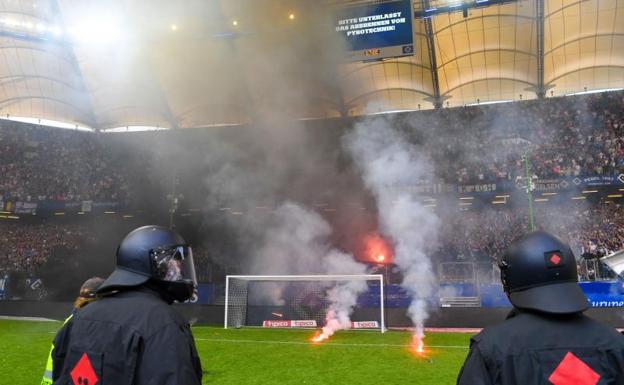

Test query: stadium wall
[1,301,622,328]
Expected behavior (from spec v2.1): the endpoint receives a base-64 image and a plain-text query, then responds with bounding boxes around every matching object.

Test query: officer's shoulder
[125,291,185,322]
[469,312,527,347]
[579,313,624,342]
[79,289,184,328]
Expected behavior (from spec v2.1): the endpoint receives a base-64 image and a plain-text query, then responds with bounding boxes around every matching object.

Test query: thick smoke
[255,203,367,337]
[188,2,372,334]
[241,201,368,335]
[201,137,370,332]
[344,116,440,341]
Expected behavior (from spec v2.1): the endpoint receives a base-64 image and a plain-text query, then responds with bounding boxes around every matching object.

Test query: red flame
[364,234,393,264]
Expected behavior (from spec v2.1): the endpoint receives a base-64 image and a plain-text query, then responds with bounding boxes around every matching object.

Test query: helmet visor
[150,245,198,286]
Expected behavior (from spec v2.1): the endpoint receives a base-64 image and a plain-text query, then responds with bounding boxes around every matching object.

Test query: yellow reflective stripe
[40,370,53,385]
[44,343,54,372]
[41,313,73,383]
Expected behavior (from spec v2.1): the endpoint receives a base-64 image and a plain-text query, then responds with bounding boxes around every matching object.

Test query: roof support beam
[536,0,545,99]
[415,0,519,18]
[421,0,443,109]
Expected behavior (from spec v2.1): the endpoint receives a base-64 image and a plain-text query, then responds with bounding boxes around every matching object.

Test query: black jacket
[457,309,624,385]
[52,287,202,385]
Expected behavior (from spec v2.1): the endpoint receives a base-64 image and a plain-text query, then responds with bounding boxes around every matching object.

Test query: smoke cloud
[245,202,369,335]
[344,115,440,340]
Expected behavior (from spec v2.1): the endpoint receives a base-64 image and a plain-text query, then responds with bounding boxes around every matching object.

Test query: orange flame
[311,331,329,343]
[411,334,426,356]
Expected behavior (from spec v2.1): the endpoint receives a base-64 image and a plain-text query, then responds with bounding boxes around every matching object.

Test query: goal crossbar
[224,274,385,332]
[226,274,383,281]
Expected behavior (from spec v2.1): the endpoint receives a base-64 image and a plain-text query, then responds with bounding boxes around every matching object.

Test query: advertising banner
[262,320,318,328]
[13,201,37,214]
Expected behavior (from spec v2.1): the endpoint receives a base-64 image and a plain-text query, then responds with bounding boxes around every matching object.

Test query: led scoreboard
[334,0,414,62]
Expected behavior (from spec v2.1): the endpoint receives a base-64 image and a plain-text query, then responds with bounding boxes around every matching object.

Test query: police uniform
[52,287,202,385]
[458,309,624,385]
[51,226,203,385]
[457,231,624,385]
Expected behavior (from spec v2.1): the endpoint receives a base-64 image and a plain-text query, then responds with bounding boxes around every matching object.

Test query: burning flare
[311,330,330,343]
[411,334,425,356]
[310,314,341,343]
[364,233,392,264]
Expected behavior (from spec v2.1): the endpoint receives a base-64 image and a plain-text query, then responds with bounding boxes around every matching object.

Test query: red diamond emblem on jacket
[550,253,562,265]
[70,353,99,385]
[548,352,600,385]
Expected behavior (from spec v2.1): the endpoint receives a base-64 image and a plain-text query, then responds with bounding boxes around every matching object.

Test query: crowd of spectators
[0,122,129,202]
[438,202,624,263]
[417,90,624,183]
[0,90,623,286]
[0,222,86,275]
[0,202,622,282]
[1,91,623,202]
[436,202,624,281]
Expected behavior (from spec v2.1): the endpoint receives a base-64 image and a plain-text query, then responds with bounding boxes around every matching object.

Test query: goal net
[224,274,385,332]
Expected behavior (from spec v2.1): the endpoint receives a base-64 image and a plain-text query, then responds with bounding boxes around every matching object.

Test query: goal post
[224,274,385,332]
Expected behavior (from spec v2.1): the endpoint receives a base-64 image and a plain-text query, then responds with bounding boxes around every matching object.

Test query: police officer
[457,231,624,385]
[41,276,104,385]
[52,225,202,385]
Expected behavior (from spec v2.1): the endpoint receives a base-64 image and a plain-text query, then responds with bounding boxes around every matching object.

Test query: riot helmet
[499,231,589,314]
[98,225,197,302]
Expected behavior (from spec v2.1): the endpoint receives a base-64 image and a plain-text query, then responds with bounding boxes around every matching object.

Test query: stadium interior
[0,0,623,383]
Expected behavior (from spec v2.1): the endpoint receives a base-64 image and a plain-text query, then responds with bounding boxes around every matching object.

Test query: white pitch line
[195,338,468,349]
[0,316,58,322]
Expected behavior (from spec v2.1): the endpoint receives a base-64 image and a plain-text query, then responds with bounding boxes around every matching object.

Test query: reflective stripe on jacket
[41,313,74,385]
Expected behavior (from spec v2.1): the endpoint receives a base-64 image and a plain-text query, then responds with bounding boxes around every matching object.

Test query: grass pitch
[0,319,471,385]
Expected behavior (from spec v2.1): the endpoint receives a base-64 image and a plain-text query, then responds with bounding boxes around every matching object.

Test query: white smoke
[319,250,367,338]
[344,116,440,341]
[247,202,368,335]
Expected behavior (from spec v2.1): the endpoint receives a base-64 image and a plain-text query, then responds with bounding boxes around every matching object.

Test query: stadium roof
[0,0,622,130]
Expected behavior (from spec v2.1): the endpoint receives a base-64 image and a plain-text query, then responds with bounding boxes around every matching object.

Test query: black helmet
[499,231,589,314]
[98,226,197,302]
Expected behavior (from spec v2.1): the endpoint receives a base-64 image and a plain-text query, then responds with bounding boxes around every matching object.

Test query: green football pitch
[0,319,472,385]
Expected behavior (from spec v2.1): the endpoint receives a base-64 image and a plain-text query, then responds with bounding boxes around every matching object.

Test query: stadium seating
[0,90,623,280]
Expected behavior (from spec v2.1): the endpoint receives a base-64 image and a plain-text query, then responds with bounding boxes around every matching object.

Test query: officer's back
[464,309,624,384]
[52,226,202,385]
[55,287,200,385]
[457,231,624,385]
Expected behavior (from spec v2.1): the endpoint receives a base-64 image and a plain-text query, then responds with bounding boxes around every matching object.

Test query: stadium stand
[0,222,86,275]
[0,90,623,285]
[0,122,129,202]
[0,90,622,202]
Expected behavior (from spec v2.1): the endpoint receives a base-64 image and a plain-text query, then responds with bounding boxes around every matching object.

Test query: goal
[224,274,385,332]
